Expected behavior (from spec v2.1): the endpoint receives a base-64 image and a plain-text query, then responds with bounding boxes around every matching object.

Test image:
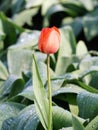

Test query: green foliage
[85,116,98,130]
[0,0,98,130]
[72,115,85,130]
[0,102,25,129]
[77,91,98,120]
[32,55,49,130]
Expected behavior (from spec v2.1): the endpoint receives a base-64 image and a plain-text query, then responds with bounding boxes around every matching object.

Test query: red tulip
[38,26,60,54]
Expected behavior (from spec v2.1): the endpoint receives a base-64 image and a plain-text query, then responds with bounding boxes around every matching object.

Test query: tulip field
[1,0,98,130]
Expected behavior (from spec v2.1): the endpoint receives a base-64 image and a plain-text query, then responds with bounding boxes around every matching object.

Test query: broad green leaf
[79,0,94,11]
[61,17,83,37]
[25,0,43,8]
[69,104,79,115]
[0,19,5,41]
[88,72,98,89]
[8,48,32,77]
[10,76,31,103]
[51,78,64,92]
[79,56,98,88]
[52,72,98,93]
[79,56,98,71]
[53,106,85,129]
[37,61,55,85]
[0,74,24,99]
[76,40,88,56]
[72,115,85,130]
[55,56,79,75]
[9,31,40,49]
[79,66,98,89]
[55,26,76,75]
[0,0,12,13]
[52,84,82,115]
[0,102,25,129]
[35,52,47,62]
[85,116,98,130]
[18,60,55,101]
[77,91,98,120]
[59,26,76,56]
[60,0,83,7]
[0,60,8,80]
[15,78,32,101]
[52,84,83,97]
[0,81,4,95]
[43,4,75,26]
[52,106,72,129]
[71,80,98,93]
[0,41,4,51]
[32,55,49,130]
[51,72,78,92]
[11,0,25,14]
[60,0,87,15]
[42,0,59,15]
[1,105,39,130]
[83,15,98,41]
[18,86,34,101]
[66,63,78,72]
[0,12,24,45]
[13,8,39,26]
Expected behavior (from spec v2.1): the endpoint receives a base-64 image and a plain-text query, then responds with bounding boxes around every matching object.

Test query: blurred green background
[1,1,98,130]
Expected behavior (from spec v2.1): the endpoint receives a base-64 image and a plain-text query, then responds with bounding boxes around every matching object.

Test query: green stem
[47,54,52,130]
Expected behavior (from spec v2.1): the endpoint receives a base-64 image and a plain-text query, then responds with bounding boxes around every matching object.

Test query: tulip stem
[47,54,52,130]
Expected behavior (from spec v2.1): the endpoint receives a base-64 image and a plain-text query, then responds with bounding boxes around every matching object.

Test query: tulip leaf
[85,116,98,130]
[11,0,25,14]
[72,115,85,130]
[42,0,58,15]
[83,9,98,41]
[37,61,55,85]
[76,40,88,56]
[0,12,24,45]
[0,60,8,80]
[60,26,76,56]
[8,48,32,77]
[43,4,66,26]
[52,83,83,96]
[18,60,54,101]
[0,102,25,129]
[79,66,98,89]
[61,17,83,37]
[9,31,40,49]
[55,26,76,75]
[25,0,43,8]
[0,74,25,100]
[77,91,98,120]
[79,0,94,11]
[52,106,72,129]
[13,8,39,26]
[60,0,86,16]
[1,105,39,130]
[72,79,98,93]
[32,55,49,130]
[55,55,79,75]
[79,56,98,89]
[0,19,5,41]
[0,0,13,13]
[18,86,34,101]
[52,106,85,130]
[16,79,33,101]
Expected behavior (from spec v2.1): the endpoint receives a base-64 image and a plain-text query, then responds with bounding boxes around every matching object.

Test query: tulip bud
[38,26,60,54]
